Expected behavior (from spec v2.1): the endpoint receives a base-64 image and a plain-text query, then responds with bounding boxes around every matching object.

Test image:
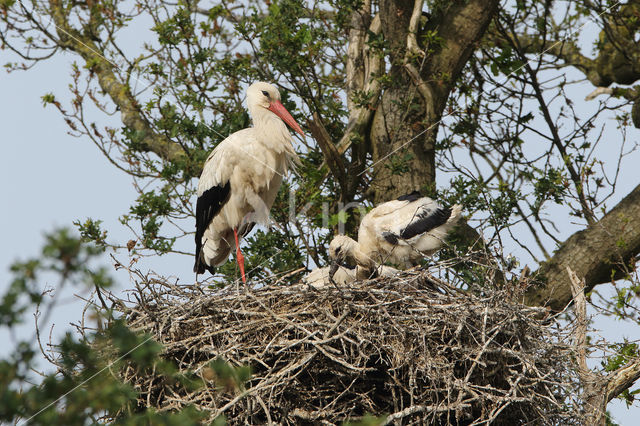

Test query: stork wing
[238,221,255,238]
[399,206,452,240]
[379,202,452,245]
[194,181,231,274]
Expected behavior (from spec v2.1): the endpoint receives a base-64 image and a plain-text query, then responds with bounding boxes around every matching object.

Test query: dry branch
[527,183,640,311]
[567,267,640,425]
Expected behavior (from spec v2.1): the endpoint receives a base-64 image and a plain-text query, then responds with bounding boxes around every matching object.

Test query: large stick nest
[116,269,581,425]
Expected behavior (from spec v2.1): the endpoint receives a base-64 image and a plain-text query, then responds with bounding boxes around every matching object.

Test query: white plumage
[194,82,303,281]
[303,265,357,289]
[328,192,462,278]
[304,264,400,289]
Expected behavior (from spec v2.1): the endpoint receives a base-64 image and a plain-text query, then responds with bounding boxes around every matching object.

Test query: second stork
[329,192,462,279]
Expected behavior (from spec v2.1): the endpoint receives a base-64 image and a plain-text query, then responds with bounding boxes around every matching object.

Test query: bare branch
[585,87,614,101]
[405,0,424,58]
[605,359,640,404]
[527,184,640,311]
[47,0,186,164]
[307,114,348,195]
[337,13,382,156]
[566,267,593,379]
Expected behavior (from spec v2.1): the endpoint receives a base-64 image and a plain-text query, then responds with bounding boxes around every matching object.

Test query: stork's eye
[261,90,270,98]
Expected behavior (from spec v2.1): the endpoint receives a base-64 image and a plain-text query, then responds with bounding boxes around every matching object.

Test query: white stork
[194,82,303,282]
[328,192,462,279]
[303,265,357,289]
[304,264,400,288]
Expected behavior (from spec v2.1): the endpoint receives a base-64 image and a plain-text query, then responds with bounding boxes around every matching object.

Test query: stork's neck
[250,107,291,144]
[344,237,376,269]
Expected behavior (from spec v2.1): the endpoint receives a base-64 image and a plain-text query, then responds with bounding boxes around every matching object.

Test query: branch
[566,267,593,380]
[526,184,640,310]
[605,358,640,404]
[585,85,640,102]
[306,114,348,195]
[47,0,186,164]
[567,267,640,418]
[422,0,500,97]
[405,0,424,58]
[337,13,382,156]
[402,0,435,106]
[585,87,613,101]
[382,402,471,424]
[345,0,372,114]
[505,34,602,85]
[312,8,382,196]
[505,23,597,226]
[502,0,640,89]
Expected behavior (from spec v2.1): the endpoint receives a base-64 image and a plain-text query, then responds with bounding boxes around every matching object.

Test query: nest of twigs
[116,269,581,425]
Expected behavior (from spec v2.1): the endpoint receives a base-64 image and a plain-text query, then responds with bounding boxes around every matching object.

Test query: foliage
[0,230,245,424]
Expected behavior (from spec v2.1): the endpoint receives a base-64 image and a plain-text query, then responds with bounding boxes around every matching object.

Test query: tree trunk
[369,78,436,203]
[369,0,499,203]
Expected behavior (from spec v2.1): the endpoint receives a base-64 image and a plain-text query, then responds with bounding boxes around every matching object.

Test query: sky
[1,23,639,426]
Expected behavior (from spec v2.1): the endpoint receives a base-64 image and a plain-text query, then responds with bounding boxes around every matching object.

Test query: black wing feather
[382,231,399,245]
[194,181,231,274]
[396,191,422,202]
[399,207,452,240]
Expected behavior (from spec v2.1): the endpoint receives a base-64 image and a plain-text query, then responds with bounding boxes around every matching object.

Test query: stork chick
[306,264,400,288]
[329,192,462,279]
[303,265,357,289]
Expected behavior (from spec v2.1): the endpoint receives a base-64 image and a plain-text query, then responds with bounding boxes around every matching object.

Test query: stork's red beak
[268,100,304,137]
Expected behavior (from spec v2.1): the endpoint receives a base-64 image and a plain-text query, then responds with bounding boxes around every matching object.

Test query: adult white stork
[328,192,462,279]
[194,82,303,282]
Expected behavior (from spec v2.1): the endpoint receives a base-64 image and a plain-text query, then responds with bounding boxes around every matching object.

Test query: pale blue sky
[1,42,639,424]
[0,53,191,358]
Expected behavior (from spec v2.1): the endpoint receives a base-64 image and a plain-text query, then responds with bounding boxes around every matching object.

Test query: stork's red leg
[233,227,246,284]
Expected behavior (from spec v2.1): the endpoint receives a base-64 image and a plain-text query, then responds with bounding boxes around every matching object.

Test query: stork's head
[246,81,304,136]
[328,235,358,279]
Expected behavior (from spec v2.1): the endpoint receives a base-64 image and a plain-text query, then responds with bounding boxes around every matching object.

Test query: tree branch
[505,34,602,85]
[566,267,594,380]
[566,267,640,424]
[405,0,423,58]
[337,12,382,156]
[605,358,640,404]
[423,0,500,97]
[48,0,186,164]
[502,0,640,89]
[504,22,597,226]
[307,114,348,196]
[526,184,640,310]
[345,0,372,115]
